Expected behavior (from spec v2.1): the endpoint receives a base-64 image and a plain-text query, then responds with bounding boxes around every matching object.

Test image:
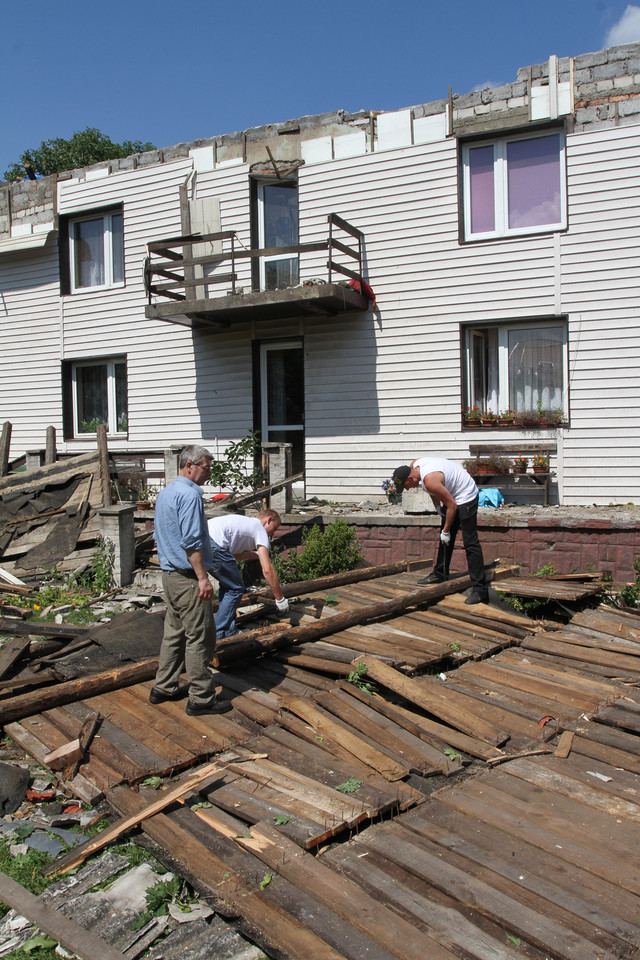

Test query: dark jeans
[434,495,486,592]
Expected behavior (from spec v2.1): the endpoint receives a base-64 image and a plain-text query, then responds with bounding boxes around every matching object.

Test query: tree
[3,127,157,182]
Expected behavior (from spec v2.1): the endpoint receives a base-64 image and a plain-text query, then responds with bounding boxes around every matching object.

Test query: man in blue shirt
[151,444,231,715]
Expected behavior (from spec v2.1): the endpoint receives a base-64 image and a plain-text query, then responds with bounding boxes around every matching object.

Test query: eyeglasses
[192,459,212,472]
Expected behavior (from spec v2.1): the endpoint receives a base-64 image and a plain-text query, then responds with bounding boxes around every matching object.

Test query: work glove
[275,597,289,613]
[440,530,451,544]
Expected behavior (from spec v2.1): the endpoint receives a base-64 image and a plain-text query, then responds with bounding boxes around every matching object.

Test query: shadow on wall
[191,312,381,442]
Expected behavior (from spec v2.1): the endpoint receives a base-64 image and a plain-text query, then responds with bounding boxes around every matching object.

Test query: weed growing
[347,662,376,694]
[0,839,55,920]
[604,555,640,608]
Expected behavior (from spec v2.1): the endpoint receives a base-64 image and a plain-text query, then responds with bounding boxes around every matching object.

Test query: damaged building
[1,41,640,504]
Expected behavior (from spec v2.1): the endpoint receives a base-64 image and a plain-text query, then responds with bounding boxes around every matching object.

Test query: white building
[1,42,639,505]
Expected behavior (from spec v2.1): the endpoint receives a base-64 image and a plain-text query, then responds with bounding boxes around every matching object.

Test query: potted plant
[514,406,565,428]
[462,405,481,426]
[512,455,529,474]
[381,477,401,504]
[532,453,549,473]
[498,408,516,427]
[479,410,497,427]
[135,484,158,510]
[463,455,509,476]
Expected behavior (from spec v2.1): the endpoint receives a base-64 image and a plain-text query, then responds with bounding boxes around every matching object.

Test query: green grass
[0,839,55,920]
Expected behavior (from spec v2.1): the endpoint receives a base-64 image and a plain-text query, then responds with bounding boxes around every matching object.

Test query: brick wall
[279,514,640,582]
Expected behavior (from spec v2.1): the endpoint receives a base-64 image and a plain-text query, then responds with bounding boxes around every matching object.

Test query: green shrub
[272,519,364,583]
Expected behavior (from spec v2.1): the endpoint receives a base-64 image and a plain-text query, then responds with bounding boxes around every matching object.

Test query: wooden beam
[45,426,56,465]
[0,659,158,726]
[96,424,112,506]
[214,569,495,667]
[0,872,128,960]
[0,420,11,477]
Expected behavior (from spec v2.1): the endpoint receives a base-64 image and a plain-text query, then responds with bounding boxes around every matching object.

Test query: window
[462,131,566,240]
[464,321,567,419]
[70,358,128,437]
[256,181,299,290]
[68,208,124,290]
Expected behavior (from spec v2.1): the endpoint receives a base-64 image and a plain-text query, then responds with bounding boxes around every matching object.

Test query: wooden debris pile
[3,562,640,960]
[0,452,106,578]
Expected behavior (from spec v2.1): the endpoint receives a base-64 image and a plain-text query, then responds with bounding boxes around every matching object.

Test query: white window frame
[256,180,299,291]
[464,320,568,417]
[69,209,124,292]
[71,358,127,438]
[462,130,567,241]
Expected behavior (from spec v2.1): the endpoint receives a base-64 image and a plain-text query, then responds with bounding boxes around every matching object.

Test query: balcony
[143,213,370,330]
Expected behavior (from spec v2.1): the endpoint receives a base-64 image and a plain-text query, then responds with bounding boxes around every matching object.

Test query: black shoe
[417,573,445,585]
[186,699,232,716]
[465,590,489,605]
[149,687,182,704]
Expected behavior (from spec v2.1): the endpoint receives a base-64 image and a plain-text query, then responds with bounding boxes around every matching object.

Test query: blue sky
[2,0,640,178]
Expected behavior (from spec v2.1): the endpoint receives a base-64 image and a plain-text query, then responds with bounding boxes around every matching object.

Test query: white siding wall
[0,248,62,451]
[296,124,640,503]
[3,118,640,505]
[561,124,640,503]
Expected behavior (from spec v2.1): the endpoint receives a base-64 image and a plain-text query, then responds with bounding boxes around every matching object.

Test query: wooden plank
[521,633,640,672]
[401,806,640,947]
[216,753,373,825]
[325,844,531,960]
[44,755,265,877]
[4,720,106,803]
[0,616,88,639]
[359,823,622,960]
[357,656,511,745]
[108,788,356,960]
[336,680,504,761]
[254,724,420,812]
[493,577,604,601]
[199,778,327,849]
[504,755,640,827]
[219,820,461,960]
[314,688,459,776]
[281,695,410,780]
[0,451,100,495]
[410,794,640,927]
[0,873,128,960]
[84,690,196,768]
[443,773,640,894]
[0,635,31,679]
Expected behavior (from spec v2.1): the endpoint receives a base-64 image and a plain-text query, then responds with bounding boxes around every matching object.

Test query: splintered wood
[3,560,640,960]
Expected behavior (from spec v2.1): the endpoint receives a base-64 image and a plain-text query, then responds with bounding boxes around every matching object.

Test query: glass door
[260,340,304,474]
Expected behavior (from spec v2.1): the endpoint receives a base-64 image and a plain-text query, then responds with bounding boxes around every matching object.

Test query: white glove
[440,530,451,544]
[275,597,289,613]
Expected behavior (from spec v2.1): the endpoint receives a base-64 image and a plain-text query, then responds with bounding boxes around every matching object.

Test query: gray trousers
[155,570,217,705]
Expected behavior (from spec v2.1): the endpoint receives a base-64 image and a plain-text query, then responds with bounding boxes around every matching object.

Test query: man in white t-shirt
[208,508,289,639]
[392,457,488,604]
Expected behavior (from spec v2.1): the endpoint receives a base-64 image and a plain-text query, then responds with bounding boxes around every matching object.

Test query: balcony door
[257,180,299,291]
[259,340,304,475]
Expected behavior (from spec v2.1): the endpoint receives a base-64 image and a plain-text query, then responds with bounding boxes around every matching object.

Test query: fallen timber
[0,564,510,726]
[214,565,507,667]
[5,586,640,960]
